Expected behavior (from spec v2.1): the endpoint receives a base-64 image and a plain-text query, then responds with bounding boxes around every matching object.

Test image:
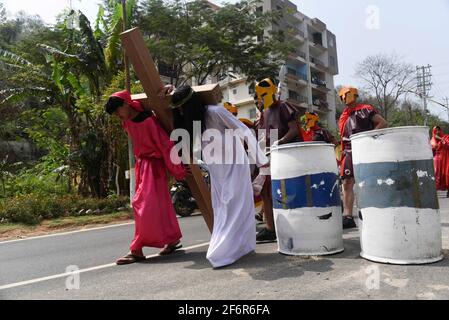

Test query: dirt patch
[0,211,133,241]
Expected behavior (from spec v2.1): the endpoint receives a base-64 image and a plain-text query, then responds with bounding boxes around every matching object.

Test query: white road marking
[0,222,135,245]
[0,242,210,291]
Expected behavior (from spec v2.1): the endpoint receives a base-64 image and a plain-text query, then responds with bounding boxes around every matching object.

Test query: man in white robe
[171,85,268,268]
[202,105,268,268]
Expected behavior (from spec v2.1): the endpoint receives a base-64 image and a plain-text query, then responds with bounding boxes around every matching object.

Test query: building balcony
[286,72,299,81]
[312,84,331,93]
[310,58,329,72]
[310,41,327,51]
[289,51,307,62]
[298,51,307,60]
[310,56,325,66]
[311,18,326,31]
[287,98,309,109]
[312,97,329,110]
[294,12,305,22]
[298,72,308,82]
[295,31,306,42]
[311,76,330,92]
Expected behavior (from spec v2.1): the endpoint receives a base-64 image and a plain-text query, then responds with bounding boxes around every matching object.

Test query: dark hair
[172,85,208,144]
[258,78,277,87]
[105,96,125,115]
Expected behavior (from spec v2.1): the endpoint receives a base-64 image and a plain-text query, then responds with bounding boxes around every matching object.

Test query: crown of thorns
[171,88,194,109]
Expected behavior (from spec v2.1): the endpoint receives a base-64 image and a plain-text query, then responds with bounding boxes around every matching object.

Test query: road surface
[1,196,449,300]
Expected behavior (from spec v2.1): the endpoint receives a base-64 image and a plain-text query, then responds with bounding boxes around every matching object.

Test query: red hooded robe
[111,90,185,251]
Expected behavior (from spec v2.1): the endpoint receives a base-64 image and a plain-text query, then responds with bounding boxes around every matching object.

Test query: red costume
[111,90,186,251]
[432,127,449,190]
[307,125,335,143]
[338,104,378,179]
[300,127,313,142]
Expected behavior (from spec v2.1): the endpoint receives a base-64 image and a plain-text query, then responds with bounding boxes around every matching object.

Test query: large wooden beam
[131,84,223,108]
[120,27,214,233]
[120,27,173,133]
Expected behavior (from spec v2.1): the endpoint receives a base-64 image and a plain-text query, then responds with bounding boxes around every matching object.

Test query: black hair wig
[105,96,125,115]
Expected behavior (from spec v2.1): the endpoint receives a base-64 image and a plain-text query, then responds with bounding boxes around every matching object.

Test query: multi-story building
[219,0,339,129]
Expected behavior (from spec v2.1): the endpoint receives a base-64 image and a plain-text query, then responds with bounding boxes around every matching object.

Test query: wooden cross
[120,27,214,233]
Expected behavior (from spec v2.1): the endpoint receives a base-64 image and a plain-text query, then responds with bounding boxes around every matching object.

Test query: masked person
[105,89,186,265]
[255,78,302,242]
[431,126,449,195]
[338,87,387,229]
[303,112,338,145]
[224,102,238,117]
[171,85,268,268]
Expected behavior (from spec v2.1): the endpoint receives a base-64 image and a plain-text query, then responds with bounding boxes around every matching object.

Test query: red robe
[112,90,186,251]
[436,133,449,191]
[431,128,443,189]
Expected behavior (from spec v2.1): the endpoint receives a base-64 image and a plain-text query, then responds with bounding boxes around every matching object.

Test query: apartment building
[219,0,339,129]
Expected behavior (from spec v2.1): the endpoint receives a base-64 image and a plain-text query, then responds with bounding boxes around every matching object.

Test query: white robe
[201,105,268,268]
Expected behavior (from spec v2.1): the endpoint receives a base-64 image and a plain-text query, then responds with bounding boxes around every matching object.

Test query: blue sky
[2,0,449,117]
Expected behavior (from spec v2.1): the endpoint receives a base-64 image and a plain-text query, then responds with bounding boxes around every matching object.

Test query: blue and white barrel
[351,126,443,264]
[271,142,344,256]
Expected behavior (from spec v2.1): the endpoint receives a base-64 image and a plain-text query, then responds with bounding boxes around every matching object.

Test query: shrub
[0,194,130,225]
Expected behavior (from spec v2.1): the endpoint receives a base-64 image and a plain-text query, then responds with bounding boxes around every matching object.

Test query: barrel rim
[350,126,429,141]
[271,141,335,152]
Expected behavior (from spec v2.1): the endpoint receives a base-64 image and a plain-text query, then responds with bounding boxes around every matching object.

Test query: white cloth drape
[201,105,268,268]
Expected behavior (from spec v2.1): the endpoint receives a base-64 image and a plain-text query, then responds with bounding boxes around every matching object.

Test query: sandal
[116,253,146,265]
[159,241,182,256]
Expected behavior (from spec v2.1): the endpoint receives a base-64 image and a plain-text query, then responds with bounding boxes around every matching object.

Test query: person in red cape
[433,126,449,195]
[441,135,449,197]
[303,112,338,145]
[105,88,186,265]
[431,126,445,190]
[338,87,387,229]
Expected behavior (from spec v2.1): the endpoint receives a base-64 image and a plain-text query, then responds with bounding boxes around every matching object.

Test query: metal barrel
[271,142,344,256]
[351,126,443,264]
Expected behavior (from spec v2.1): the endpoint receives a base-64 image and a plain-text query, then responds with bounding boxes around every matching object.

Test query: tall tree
[355,53,416,121]
[137,0,292,86]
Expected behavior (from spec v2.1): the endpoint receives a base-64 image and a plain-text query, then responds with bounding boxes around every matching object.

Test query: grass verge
[0,210,133,241]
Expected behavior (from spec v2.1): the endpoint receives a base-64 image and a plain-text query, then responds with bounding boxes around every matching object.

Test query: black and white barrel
[271,142,344,256]
[351,126,443,264]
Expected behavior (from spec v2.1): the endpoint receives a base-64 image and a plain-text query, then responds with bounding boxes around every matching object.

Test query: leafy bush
[0,194,130,225]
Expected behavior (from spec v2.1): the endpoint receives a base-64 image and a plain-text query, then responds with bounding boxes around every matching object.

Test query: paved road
[1,196,449,300]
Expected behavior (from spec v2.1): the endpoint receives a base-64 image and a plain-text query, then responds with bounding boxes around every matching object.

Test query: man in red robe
[338,87,388,229]
[432,126,449,196]
[431,126,444,190]
[105,89,186,265]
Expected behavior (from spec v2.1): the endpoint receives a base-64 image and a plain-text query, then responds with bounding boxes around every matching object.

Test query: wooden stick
[120,27,214,233]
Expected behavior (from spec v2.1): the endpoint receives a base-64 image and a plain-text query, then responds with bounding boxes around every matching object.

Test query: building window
[249,108,257,119]
[287,67,297,76]
[233,89,237,95]
[248,83,255,96]
[329,56,336,67]
[329,37,334,47]
[288,90,298,101]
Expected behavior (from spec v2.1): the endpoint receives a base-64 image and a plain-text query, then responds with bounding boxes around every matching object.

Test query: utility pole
[122,0,136,203]
[416,65,432,126]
